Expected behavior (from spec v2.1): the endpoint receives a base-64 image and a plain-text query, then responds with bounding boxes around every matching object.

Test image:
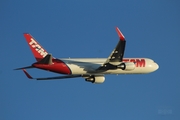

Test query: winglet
[22,69,33,79]
[116,27,125,41]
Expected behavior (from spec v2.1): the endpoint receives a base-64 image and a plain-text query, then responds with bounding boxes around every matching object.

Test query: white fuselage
[61,58,159,75]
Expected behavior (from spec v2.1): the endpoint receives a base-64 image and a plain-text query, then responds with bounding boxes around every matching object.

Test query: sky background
[0,0,180,120]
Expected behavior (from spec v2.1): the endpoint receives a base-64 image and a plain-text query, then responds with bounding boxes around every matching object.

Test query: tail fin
[24,33,48,61]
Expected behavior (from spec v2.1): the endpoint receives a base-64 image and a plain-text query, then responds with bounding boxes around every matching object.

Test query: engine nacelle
[117,62,135,71]
[85,76,105,84]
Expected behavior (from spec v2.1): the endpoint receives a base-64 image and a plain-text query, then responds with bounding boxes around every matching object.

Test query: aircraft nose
[154,63,159,71]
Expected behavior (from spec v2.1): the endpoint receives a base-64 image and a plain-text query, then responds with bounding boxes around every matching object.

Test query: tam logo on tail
[29,38,48,57]
[24,33,49,61]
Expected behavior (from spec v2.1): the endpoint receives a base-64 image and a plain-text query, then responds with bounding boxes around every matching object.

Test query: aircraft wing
[37,75,82,80]
[22,69,105,83]
[98,27,126,70]
[22,69,82,80]
[107,27,126,63]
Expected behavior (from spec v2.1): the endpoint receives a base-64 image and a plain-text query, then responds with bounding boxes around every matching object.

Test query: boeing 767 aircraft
[15,27,159,84]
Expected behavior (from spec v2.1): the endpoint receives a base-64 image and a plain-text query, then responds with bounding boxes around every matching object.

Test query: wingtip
[115,27,125,41]
[22,69,33,79]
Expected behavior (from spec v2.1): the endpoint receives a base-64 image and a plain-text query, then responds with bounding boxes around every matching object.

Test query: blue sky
[0,0,180,120]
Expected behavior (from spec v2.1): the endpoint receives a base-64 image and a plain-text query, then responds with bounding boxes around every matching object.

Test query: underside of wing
[22,69,105,84]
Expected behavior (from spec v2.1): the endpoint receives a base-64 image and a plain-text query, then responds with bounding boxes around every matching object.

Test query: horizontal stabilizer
[14,66,34,70]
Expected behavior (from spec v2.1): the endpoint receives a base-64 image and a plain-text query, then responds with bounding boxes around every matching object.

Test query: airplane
[15,27,159,84]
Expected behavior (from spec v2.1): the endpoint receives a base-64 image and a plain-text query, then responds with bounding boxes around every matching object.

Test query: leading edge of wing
[22,69,82,80]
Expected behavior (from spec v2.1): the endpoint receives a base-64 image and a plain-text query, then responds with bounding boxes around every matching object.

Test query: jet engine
[117,62,135,71]
[85,76,105,84]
